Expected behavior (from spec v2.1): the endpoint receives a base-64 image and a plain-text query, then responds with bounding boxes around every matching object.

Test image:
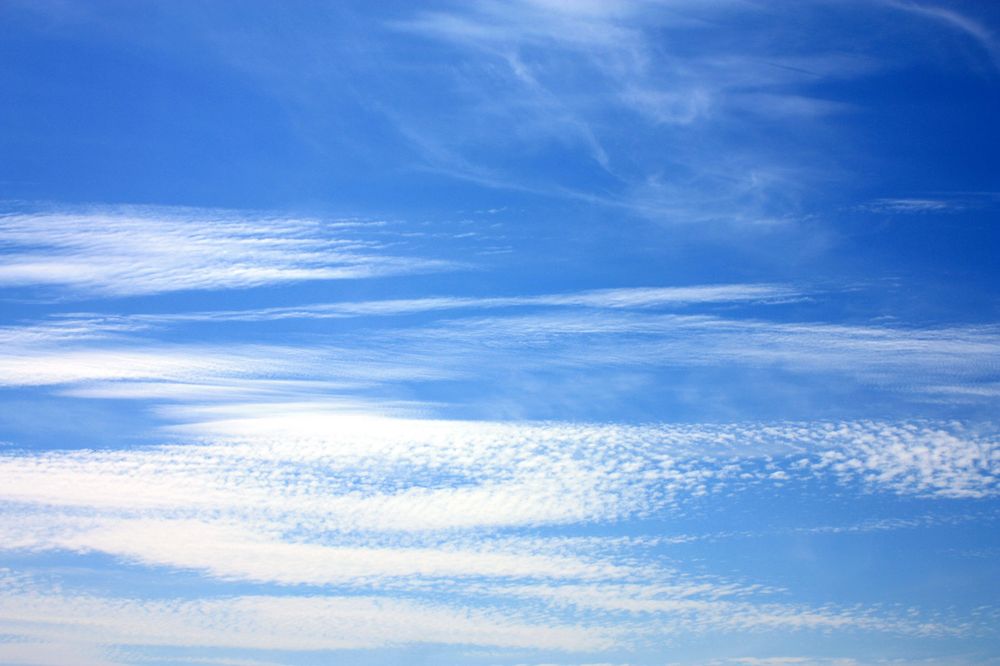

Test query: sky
[0,1,999,665]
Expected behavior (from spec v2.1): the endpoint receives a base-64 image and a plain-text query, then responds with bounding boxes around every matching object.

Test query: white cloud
[808,422,1000,498]
[0,642,128,666]
[0,417,994,657]
[0,337,451,400]
[381,311,1000,390]
[110,283,800,324]
[0,417,994,549]
[709,657,861,666]
[502,583,961,637]
[0,207,454,296]
[1,515,627,585]
[0,576,612,652]
[863,198,957,213]
[7,305,996,405]
[0,562,978,662]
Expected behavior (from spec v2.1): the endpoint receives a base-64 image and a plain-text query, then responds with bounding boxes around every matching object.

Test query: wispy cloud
[504,582,971,637]
[0,206,455,297]
[881,0,1000,69]
[0,572,613,653]
[2,301,998,421]
[385,1,877,225]
[367,311,1000,399]
[862,198,960,213]
[58,283,800,325]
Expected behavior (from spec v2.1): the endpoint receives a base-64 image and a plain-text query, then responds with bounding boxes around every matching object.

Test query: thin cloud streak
[83,283,801,324]
[0,207,456,297]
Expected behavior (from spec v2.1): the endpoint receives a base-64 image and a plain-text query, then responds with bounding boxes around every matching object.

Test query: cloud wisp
[0,570,614,653]
[0,207,455,297]
[4,285,999,407]
[98,282,802,324]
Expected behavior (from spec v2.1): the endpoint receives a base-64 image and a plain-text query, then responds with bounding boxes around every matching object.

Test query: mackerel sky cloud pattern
[0,1,999,665]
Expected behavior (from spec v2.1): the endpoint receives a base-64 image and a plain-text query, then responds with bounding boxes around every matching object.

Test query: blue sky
[0,1,999,665]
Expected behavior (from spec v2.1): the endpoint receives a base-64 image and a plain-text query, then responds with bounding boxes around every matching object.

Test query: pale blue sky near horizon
[0,2,999,665]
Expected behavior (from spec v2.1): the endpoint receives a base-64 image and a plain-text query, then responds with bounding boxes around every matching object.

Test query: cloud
[59,283,800,324]
[387,1,872,225]
[367,311,1000,397]
[503,583,964,637]
[0,574,612,653]
[704,657,990,666]
[881,1,1000,69]
[0,552,984,662]
[2,3,999,663]
[0,206,455,297]
[0,514,630,585]
[0,417,995,547]
[861,198,963,213]
[808,422,1000,498]
[0,336,451,398]
[0,642,128,666]
[5,300,998,413]
[0,417,994,658]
